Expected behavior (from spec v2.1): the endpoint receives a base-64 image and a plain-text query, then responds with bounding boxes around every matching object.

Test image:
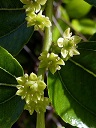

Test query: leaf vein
[58,71,96,116]
[70,59,96,77]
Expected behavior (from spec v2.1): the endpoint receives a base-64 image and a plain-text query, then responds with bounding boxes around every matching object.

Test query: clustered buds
[18,0,81,117]
[57,28,81,61]
[20,0,51,30]
[38,28,81,74]
[26,11,51,30]
[38,51,65,74]
[16,73,49,114]
[21,0,47,12]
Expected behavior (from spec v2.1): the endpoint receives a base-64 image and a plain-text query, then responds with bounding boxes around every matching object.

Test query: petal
[38,75,43,80]
[43,17,52,27]
[73,49,80,55]
[49,53,58,59]
[49,66,56,74]
[38,81,46,90]
[56,65,61,71]
[63,28,72,38]
[29,72,37,80]
[24,4,34,12]
[72,36,81,44]
[37,0,47,5]
[20,0,31,4]
[61,48,68,58]
[57,58,65,65]
[16,89,23,96]
[16,74,28,84]
[69,48,80,57]
[35,3,41,13]
[57,38,64,47]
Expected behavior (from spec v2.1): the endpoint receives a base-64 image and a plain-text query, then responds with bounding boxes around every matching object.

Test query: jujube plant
[0,0,96,128]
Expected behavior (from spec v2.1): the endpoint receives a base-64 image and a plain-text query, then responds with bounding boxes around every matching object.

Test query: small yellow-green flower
[24,97,49,114]
[16,73,49,115]
[20,0,51,30]
[20,0,47,13]
[20,0,31,4]
[25,11,51,30]
[39,51,65,74]
[57,28,81,61]
[24,2,40,13]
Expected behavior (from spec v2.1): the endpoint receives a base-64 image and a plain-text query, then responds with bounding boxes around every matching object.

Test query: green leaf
[0,10,25,37]
[0,47,25,128]
[0,4,34,55]
[89,33,96,41]
[0,68,17,103]
[0,95,24,128]
[84,0,96,6]
[65,0,91,18]
[72,19,96,35]
[48,41,96,127]
[0,46,23,77]
[0,0,23,8]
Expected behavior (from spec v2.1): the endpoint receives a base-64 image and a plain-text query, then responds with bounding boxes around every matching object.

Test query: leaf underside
[48,41,96,127]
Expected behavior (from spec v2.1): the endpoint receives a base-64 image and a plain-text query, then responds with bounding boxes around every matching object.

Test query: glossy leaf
[0,10,25,37]
[84,0,96,6]
[48,41,96,127]
[0,95,24,128]
[0,46,23,77]
[0,47,25,128]
[0,3,34,55]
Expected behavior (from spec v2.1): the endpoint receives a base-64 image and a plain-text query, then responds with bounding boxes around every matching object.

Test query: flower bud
[16,73,49,115]
[20,0,47,12]
[39,51,65,74]
[25,11,51,30]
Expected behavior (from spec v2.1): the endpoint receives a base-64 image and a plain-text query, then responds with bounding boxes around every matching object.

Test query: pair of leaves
[48,40,96,127]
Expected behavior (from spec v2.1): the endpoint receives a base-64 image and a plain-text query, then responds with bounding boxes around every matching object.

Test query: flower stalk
[42,0,53,52]
[37,0,53,127]
[36,112,45,128]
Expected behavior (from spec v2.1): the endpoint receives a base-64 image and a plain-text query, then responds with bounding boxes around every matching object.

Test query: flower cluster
[26,11,51,30]
[21,0,47,12]
[16,73,49,114]
[38,51,65,74]
[57,28,81,61]
[20,0,51,30]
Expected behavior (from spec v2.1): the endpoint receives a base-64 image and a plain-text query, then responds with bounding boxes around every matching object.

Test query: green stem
[36,112,45,128]
[38,0,53,76]
[37,1,53,127]
[42,0,53,52]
